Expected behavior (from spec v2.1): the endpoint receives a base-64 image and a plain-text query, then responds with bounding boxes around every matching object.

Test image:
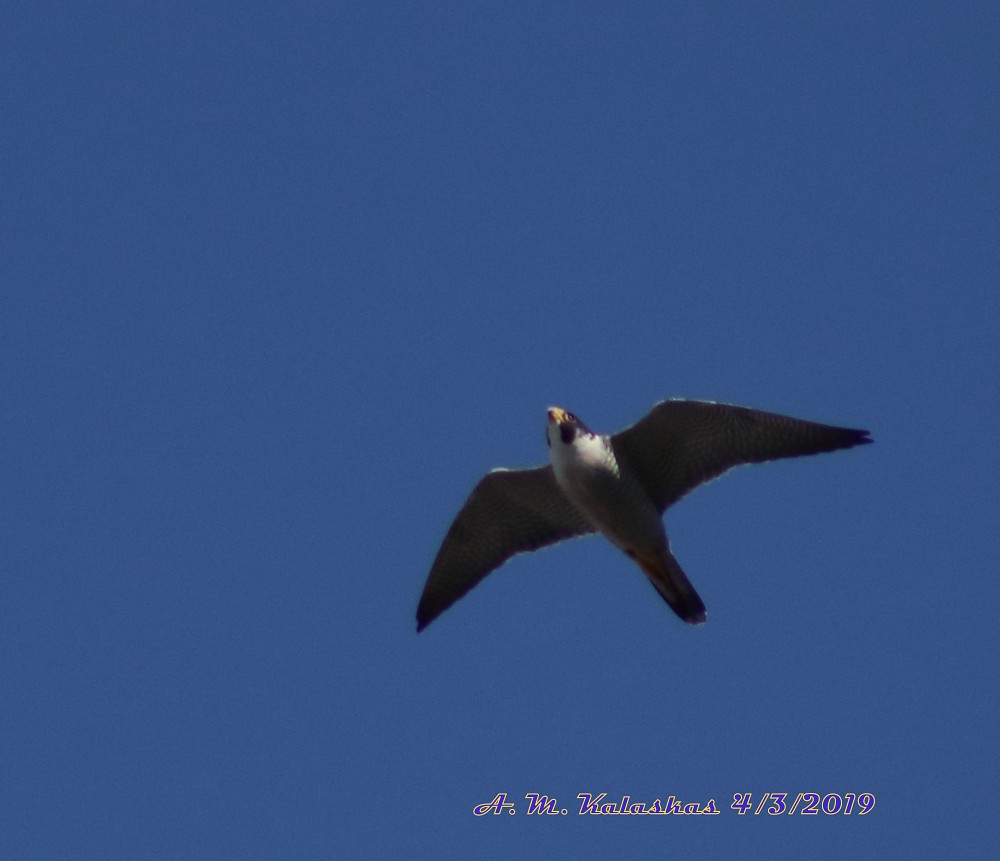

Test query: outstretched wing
[611,399,872,513]
[417,466,593,631]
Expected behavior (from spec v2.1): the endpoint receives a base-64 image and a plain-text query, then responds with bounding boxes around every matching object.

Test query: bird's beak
[547,407,568,424]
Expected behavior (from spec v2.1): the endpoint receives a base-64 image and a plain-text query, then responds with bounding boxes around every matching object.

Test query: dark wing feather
[611,400,872,513]
[416,466,593,631]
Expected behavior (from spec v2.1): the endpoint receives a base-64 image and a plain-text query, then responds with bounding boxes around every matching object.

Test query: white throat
[549,426,614,483]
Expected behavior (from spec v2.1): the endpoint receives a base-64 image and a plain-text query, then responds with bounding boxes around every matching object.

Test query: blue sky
[2,1,997,858]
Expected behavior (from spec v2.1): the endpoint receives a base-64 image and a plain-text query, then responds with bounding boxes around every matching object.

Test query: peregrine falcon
[416,400,871,631]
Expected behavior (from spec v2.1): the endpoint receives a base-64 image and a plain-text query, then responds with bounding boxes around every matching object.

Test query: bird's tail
[634,549,707,625]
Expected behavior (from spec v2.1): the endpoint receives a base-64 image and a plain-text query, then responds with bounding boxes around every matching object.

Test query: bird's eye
[567,412,576,422]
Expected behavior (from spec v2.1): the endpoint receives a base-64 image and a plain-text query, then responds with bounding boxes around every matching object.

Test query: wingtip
[416,603,441,632]
[839,427,872,449]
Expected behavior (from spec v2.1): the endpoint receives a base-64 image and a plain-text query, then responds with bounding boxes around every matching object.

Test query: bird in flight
[416,400,871,631]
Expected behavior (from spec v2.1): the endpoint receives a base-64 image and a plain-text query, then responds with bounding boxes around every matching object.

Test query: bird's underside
[416,399,871,632]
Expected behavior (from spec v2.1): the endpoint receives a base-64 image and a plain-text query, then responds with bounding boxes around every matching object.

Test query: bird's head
[546,406,591,447]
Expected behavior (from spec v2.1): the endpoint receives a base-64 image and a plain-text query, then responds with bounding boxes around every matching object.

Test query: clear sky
[2,2,997,858]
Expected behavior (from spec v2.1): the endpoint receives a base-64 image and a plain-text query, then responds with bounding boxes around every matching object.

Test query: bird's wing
[611,399,872,513]
[417,466,594,631]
